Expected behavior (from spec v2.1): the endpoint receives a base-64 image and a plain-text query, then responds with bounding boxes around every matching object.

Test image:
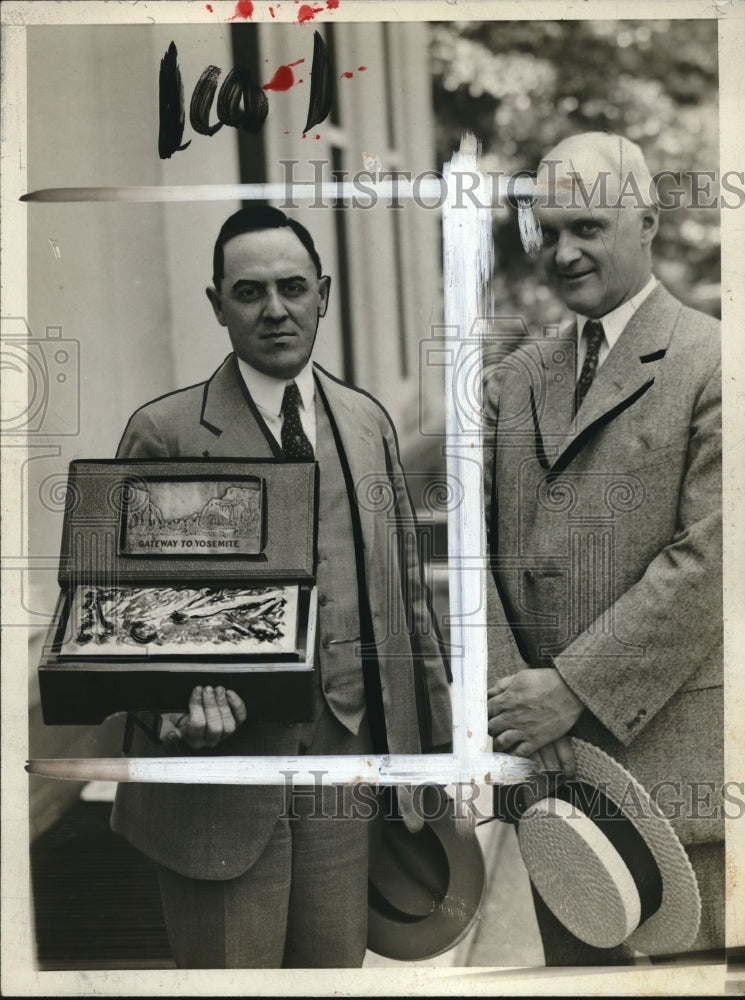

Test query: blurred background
[19,15,719,970]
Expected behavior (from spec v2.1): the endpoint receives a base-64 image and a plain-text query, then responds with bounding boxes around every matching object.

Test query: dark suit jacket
[484,284,722,845]
[111,355,452,877]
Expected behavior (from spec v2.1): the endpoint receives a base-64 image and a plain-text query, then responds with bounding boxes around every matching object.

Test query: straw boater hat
[515,739,701,955]
[367,785,486,961]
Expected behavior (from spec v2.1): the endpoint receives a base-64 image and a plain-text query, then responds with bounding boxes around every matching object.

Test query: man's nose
[554,231,582,269]
[264,288,288,320]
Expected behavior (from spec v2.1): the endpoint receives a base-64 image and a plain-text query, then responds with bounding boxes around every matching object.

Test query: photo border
[2,1,743,995]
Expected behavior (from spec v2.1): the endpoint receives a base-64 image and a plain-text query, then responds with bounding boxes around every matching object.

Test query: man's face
[534,137,658,318]
[535,202,655,318]
[207,227,330,379]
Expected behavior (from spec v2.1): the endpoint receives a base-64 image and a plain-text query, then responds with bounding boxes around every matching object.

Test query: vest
[314,395,367,734]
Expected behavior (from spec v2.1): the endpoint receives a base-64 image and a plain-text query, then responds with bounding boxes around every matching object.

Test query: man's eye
[542,230,558,247]
[282,283,305,297]
[236,287,262,301]
[576,222,600,237]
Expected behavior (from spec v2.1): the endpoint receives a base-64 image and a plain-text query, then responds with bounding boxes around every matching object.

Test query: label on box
[120,476,264,556]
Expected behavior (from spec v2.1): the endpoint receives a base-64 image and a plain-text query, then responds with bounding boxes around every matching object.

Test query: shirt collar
[236,356,315,417]
[575,275,658,349]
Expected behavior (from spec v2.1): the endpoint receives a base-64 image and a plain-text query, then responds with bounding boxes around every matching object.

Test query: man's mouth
[558,270,594,282]
[262,331,296,340]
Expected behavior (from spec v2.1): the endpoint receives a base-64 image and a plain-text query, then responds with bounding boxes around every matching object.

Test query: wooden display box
[39,460,318,725]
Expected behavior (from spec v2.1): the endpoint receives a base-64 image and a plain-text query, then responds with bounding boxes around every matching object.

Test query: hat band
[556,780,663,924]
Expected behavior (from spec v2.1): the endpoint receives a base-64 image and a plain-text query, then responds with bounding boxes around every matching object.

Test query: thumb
[159,712,186,744]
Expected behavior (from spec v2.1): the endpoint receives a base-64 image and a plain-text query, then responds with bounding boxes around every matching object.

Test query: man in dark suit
[485,132,723,962]
[111,206,452,968]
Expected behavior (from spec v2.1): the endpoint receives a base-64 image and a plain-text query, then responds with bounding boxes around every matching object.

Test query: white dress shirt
[236,356,317,450]
[575,276,658,376]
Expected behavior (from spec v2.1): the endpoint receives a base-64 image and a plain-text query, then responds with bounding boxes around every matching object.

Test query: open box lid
[58,459,317,586]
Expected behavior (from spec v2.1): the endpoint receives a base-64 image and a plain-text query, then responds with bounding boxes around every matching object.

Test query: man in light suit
[485,133,723,963]
[111,206,452,968]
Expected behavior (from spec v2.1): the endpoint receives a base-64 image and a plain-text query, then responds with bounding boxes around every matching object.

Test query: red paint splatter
[283,131,290,134]
[262,58,304,91]
[269,5,275,15]
[298,4,323,23]
[358,66,366,71]
[230,1,254,20]
[263,64,295,91]
[341,71,353,79]
[205,3,213,10]
[302,133,307,139]
[315,133,321,139]
[297,2,336,22]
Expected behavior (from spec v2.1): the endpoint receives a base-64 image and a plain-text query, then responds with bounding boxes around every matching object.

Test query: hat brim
[519,738,701,955]
[367,785,486,961]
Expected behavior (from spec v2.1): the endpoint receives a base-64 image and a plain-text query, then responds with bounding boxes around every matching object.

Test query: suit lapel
[200,355,281,459]
[534,329,578,461]
[314,367,381,551]
[549,284,680,469]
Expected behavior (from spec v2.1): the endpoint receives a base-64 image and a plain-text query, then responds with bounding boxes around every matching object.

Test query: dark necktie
[574,319,605,415]
[281,381,314,460]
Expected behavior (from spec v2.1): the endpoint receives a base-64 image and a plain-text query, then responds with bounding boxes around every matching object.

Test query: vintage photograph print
[1,2,743,996]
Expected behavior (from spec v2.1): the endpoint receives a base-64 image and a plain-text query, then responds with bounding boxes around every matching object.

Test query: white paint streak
[21,175,546,204]
[26,751,536,786]
[442,134,492,769]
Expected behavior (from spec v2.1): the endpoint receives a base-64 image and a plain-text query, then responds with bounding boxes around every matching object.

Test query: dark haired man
[111,206,452,968]
[485,132,723,963]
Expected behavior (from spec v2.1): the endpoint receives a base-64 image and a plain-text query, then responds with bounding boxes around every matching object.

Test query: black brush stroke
[303,31,333,133]
[190,65,224,137]
[158,41,191,159]
[640,349,667,364]
[217,66,268,135]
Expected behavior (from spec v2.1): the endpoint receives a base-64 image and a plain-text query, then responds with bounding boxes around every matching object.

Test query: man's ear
[640,204,659,247]
[317,275,331,318]
[206,286,227,327]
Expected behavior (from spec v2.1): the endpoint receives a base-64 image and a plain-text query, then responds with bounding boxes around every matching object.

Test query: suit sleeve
[378,413,453,750]
[553,358,723,746]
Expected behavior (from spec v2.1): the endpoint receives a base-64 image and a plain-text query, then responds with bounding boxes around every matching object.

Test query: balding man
[485,132,723,963]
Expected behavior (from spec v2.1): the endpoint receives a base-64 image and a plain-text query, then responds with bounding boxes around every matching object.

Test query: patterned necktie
[281,381,314,460]
[574,319,605,415]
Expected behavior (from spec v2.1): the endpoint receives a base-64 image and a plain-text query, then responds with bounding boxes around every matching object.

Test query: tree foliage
[431,19,720,326]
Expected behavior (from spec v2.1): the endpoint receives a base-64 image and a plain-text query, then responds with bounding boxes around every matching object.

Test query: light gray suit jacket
[111,355,452,877]
[484,284,722,845]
